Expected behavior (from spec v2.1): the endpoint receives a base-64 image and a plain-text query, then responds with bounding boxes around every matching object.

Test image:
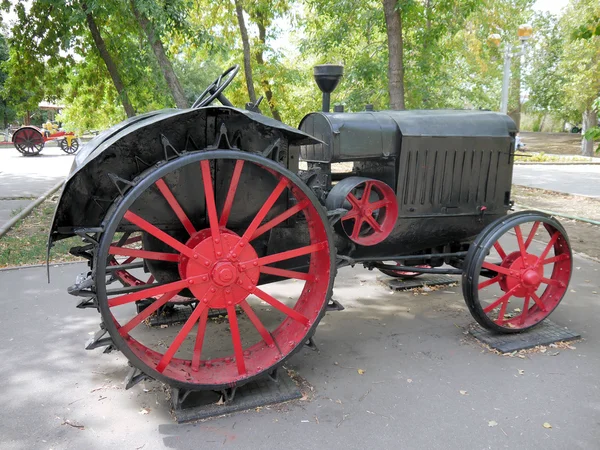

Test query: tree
[382,0,404,109]
[82,2,136,117]
[559,0,600,156]
[129,0,189,108]
[234,0,257,103]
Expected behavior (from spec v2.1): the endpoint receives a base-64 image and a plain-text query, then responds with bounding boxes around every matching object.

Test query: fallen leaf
[518,369,525,375]
[593,291,598,294]
[160,324,168,329]
[139,408,150,415]
[357,369,365,375]
[543,422,552,429]
[488,420,498,427]
[459,390,468,395]
[215,397,225,406]
[517,354,526,359]
[566,344,576,350]
[407,378,413,383]
[514,308,521,313]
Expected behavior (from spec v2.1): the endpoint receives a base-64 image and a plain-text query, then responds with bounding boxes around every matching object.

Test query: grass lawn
[0,196,83,268]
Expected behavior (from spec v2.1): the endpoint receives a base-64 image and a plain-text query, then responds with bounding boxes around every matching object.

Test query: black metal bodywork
[299,109,517,262]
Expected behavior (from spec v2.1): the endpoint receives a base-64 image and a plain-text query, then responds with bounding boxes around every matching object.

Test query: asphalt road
[512,164,600,198]
[0,144,74,226]
[1,241,598,449]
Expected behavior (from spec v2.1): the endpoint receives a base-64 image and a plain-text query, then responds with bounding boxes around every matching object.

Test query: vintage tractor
[49,65,572,397]
[12,124,79,156]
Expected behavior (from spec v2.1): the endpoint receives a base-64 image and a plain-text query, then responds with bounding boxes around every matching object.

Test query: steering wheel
[192,65,240,108]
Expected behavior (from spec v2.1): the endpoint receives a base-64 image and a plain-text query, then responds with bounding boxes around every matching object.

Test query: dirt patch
[520,132,582,156]
[513,185,600,222]
[512,185,600,260]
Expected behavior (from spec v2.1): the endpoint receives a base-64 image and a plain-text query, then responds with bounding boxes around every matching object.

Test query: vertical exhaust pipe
[313,65,344,113]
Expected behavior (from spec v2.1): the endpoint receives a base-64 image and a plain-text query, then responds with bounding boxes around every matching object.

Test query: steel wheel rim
[468,215,571,332]
[60,137,79,154]
[96,150,334,389]
[13,128,44,155]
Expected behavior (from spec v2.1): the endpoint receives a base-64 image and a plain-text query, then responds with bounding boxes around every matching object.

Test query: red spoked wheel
[377,264,431,279]
[326,176,398,246]
[463,212,572,333]
[95,150,334,390]
[12,127,45,156]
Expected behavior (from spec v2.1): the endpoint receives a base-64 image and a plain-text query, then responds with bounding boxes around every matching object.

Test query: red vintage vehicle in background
[11,124,79,156]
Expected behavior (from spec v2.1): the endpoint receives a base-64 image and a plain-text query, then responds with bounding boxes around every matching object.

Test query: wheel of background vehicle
[95,150,335,390]
[325,176,398,246]
[462,211,572,333]
[12,127,44,156]
[377,264,431,279]
[60,137,79,154]
[571,126,581,134]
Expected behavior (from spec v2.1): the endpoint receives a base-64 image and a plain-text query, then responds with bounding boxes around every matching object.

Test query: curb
[0,179,65,239]
[0,260,84,272]
[514,162,600,166]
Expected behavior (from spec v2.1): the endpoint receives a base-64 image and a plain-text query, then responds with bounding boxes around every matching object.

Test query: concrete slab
[0,250,599,449]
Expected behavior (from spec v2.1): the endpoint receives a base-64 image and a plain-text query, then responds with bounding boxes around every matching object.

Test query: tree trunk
[130,0,188,109]
[234,0,257,104]
[382,0,405,110]
[508,56,521,129]
[82,4,135,117]
[581,109,597,157]
[539,114,546,132]
[255,17,282,121]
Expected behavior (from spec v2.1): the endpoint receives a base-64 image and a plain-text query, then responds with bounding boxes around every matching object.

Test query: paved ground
[513,165,600,198]
[1,240,599,449]
[0,144,74,227]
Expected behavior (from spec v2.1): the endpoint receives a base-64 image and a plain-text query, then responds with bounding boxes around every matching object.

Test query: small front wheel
[463,212,572,333]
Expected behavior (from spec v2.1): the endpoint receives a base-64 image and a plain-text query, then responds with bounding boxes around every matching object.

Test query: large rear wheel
[95,150,334,390]
[12,127,44,156]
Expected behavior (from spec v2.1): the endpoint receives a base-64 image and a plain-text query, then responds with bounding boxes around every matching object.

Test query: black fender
[48,106,321,245]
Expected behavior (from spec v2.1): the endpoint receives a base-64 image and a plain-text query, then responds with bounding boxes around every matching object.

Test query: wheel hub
[500,252,542,297]
[179,229,260,309]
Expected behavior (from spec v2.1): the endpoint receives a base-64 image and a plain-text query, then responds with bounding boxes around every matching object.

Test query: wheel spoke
[253,287,310,325]
[230,178,288,256]
[200,160,221,243]
[340,209,360,221]
[156,290,213,373]
[260,265,315,281]
[541,276,562,287]
[251,199,310,241]
[255,242,327,267]
[369,199,390,210]
[495,296,509,324]
[537,231,560,265]
[541,254,570,265]
[219,160,245,227]
[481,261,512,277]
[365,215,382,233]
[519,295,531,326]
[156,179,196,236]
[478,275,501,290]
[514,225,527,259]
[524,222,540,250]
[362,182,373,204]
[123,211,195,259]
[109,246,180,262]
[119,290,179,335]
[239,300,275,346]
[351,217,363,239]
[530,292,547,312]
[493,242,507,260]
[483,285,519,314]
[347,192,361,209]
[108,277,191,307]
[191,308,209,372]
[226,304,246,375]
